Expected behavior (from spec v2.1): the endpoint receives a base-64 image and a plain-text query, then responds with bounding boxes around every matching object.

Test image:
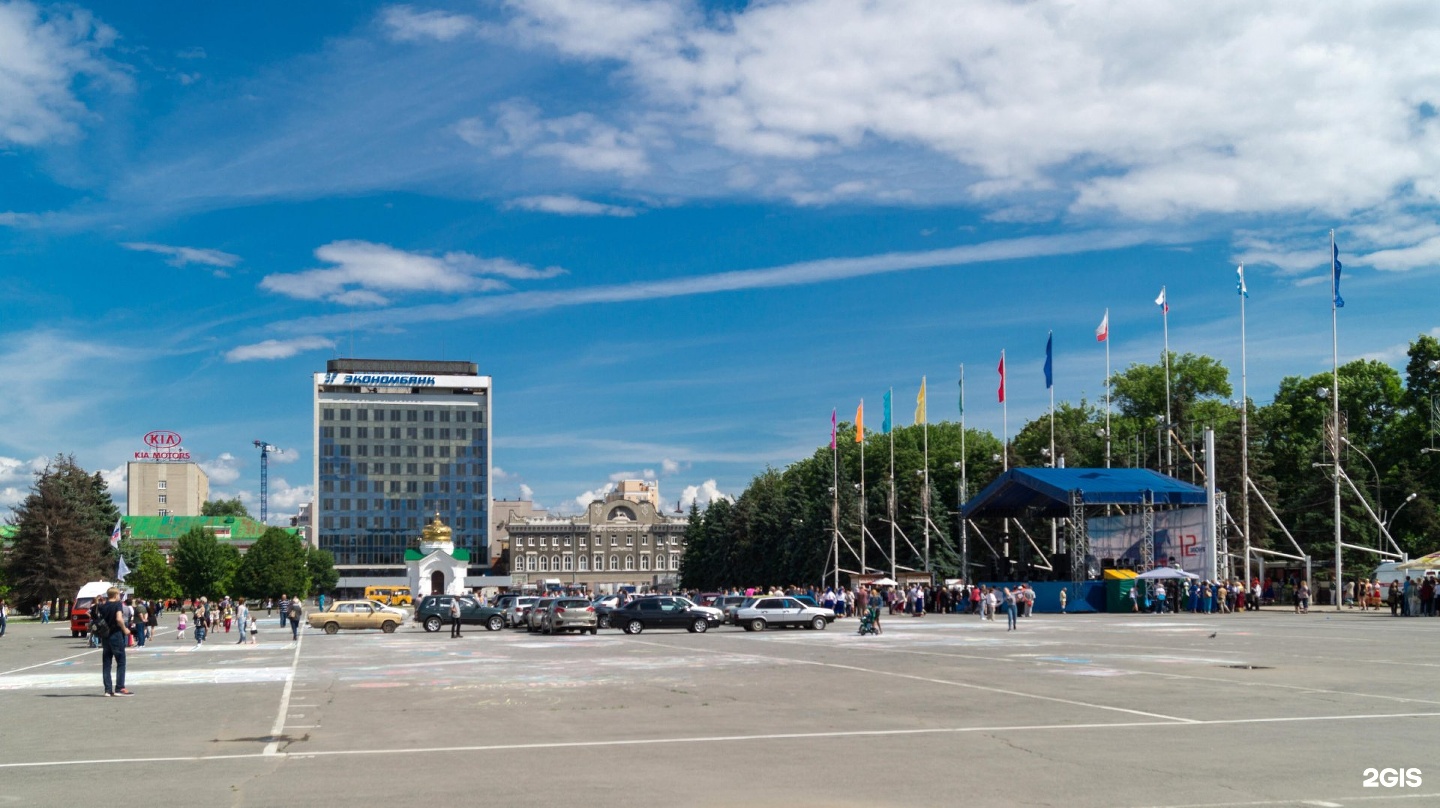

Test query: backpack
[288,602,301,620]
[92,608,111,639]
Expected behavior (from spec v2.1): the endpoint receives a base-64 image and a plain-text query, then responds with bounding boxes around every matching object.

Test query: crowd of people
[1352,576,1440,616]
[1126,578,1271,614]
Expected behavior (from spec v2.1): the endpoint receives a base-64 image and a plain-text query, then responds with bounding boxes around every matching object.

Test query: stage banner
[1087,507,1210,577]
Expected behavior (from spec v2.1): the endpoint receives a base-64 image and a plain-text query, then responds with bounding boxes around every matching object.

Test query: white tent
[1135,567,1199,580]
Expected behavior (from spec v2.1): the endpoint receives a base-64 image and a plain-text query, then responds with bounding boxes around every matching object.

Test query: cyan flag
[1333,243,1344,308]
[882,390,892,434]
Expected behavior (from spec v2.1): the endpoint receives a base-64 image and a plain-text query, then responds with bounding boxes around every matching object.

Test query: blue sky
[2,0,1439,522]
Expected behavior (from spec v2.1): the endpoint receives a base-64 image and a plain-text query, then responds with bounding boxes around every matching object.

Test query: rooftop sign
[135,430,191,461]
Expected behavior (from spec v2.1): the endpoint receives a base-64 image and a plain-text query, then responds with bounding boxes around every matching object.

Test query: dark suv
[414,594,506,633]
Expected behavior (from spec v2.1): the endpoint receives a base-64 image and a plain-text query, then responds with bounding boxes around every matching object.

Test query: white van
[1373,561,1440,587]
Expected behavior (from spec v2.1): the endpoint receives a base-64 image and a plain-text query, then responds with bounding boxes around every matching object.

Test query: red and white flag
[1154,287,1169,314]
[109,517,123,549]
[1096,310,1109,342]
[997,353,1006,403]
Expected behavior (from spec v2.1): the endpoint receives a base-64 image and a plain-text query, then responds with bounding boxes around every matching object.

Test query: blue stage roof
[960,467,1208,519]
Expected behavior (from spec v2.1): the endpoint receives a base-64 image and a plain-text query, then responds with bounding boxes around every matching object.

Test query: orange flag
[855,400,864,443]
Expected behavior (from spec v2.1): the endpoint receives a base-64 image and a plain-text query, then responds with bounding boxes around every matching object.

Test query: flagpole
[1001,350,1010,562]
[1331,230,1342,610]
[1239,267,1251,590]
[1162,286,1172,476]
[1105,309,1112,468]
[959,364,968,582]
[881,388,892,581]
[1048,331,1056,467]
[832,408,840,591]
[923,384,930,575]
[859,400,866,576]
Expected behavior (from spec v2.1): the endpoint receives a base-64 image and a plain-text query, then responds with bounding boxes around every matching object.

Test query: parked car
[363,585,413,606]
[540,597,599,635]
[734,596,835,631]
[307,600,403,634]
[499,595,539,628]
[413,594,505,633]
[607,596,721,635]
[669,595,724,624]
[526,598,559,632]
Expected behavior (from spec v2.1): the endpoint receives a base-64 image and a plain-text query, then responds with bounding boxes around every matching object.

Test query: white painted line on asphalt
[633,638,1202,724]
[0,649,98,676]
[1134,792,1440,808]
[3,710,1437,770]
[262,628,304,757]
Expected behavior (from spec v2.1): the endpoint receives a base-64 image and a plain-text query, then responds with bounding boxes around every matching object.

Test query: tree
[306,546,338,595]
[231,528,311,600]
[124,541,181,601]
[202,498,251,518]
[173,526,238,600]
[3,455,120,609]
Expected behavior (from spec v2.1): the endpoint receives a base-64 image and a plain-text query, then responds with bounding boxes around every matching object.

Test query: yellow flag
[855,400,864,443]
[915,376,927,424]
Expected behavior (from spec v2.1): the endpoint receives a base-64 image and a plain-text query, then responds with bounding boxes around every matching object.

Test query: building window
[157,480,167,490]
[527,555,537,572]
[539,555,549,571]
[625,555,635,570]
[157,494,167,504]
[423,410,434,422]
[642,534,649,546]
[158,508,169,517]
[439,411,450,422]
[626,535,633,546]
[406,410,417,422]
[609,555,618,571]
[578,556,588,572]
[551,555,560,571]
[357,410,368,422]
[323,408,334,421]
[339,409,351,421]
[640,555,649,571]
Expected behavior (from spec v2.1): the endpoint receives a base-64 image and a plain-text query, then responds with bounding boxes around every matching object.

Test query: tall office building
[314,359,492,592]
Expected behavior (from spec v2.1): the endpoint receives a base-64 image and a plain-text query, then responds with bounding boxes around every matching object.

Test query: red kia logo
[144,431,183,449]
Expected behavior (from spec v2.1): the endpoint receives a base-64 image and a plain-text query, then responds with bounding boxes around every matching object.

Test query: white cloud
[519,483,534,500]
[0,456,49,510]
[259,240,564,306]
[508,195,638,217]
[457,100,650,177]
[660,458,681,475]
[236,477,313,525]
[608,469,656,482]
[225,336,335,363]
[0,330,136,456]
[270,447,301,464]
[381,5,479,42]
[574,482,615,509]
[503,1,1440,222]
[99,462,127,499]
[199,452,242,486]
[680,479,730,510]
[0,1,127,147]
[121,242,241,274]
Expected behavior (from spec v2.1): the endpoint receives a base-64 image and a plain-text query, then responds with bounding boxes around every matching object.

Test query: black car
[607,596,721,635]
[413,594,506,633]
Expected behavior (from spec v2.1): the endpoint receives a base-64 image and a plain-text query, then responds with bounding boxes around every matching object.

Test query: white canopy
[1135,567,1199,580]
[868,577,900,587]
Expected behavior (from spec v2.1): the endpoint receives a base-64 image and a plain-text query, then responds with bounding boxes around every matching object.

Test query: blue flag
[1332,243,1344,308]
[1044,332,1053,390]
[882,389,892,434]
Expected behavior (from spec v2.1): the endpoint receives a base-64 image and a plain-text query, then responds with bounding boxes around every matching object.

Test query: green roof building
[123,515,296,552]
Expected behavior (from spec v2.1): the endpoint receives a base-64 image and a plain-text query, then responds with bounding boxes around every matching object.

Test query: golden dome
[421,513,452,544]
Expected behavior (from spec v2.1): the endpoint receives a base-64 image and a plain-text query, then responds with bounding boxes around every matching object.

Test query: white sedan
[734,596,836,631]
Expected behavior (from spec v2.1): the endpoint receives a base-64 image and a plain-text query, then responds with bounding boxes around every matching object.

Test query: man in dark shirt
[97,587,132,696]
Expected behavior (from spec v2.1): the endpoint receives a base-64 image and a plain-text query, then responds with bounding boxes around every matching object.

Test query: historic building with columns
[505,480,688,592]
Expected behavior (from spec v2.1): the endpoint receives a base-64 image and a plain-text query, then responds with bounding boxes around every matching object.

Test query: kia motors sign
[135,431,191,461]
[144,431,183,449]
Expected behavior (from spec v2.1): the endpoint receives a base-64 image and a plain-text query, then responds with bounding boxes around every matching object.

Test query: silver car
[540,597,599,635]
[735,596,835,631]
[503,596,538,628]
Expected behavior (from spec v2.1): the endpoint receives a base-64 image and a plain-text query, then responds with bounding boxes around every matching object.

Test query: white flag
[1154,287,1169,313]
[1095,310,1109,343]
[116,555,131,583]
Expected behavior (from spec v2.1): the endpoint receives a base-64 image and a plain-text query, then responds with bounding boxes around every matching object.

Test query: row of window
[323,479,478,494]
[322,498,484,512]
[318,462,487,479]
[512,534,677,548]
[322,443,477,458]
[320,426,474,440]
[321,407,482,423]
[519,554,679,572]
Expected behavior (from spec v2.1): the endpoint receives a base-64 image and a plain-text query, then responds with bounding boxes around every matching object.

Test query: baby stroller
[857,607,880,636]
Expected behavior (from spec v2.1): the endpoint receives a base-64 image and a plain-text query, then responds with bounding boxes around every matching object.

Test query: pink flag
[997,354,1006,403]
[830,408,837,449]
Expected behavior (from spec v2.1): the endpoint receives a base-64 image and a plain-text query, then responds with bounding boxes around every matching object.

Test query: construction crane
[253,440,278,523]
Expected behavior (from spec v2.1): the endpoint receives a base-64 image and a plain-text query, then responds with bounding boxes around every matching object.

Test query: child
[247,614,258,645]
[176,612,187,641]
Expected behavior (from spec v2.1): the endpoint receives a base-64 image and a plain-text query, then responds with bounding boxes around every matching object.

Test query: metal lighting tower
[253,440,277,523]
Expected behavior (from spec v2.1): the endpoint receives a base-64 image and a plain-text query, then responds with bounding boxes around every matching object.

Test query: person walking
[279,594,290,628]
[131,599,148,647]
[193,598,209,646]
[1058,588,1068,614]
[96,587,132,696]
[449,597,463,638]
[1003,587,1018,631]
[176,611,187,641]
[234,598,250,645]
[0,598,8,638]
[288,599,302,641]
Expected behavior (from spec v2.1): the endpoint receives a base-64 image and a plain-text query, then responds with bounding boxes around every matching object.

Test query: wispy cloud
[225,336,335,362]
[456,100,650,177]
[259,240,565,306]
[0,1,128,147]
[122,242,241,275]
[381,5,480,42]
[281,229,1159,334]
[508,195,638,217]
